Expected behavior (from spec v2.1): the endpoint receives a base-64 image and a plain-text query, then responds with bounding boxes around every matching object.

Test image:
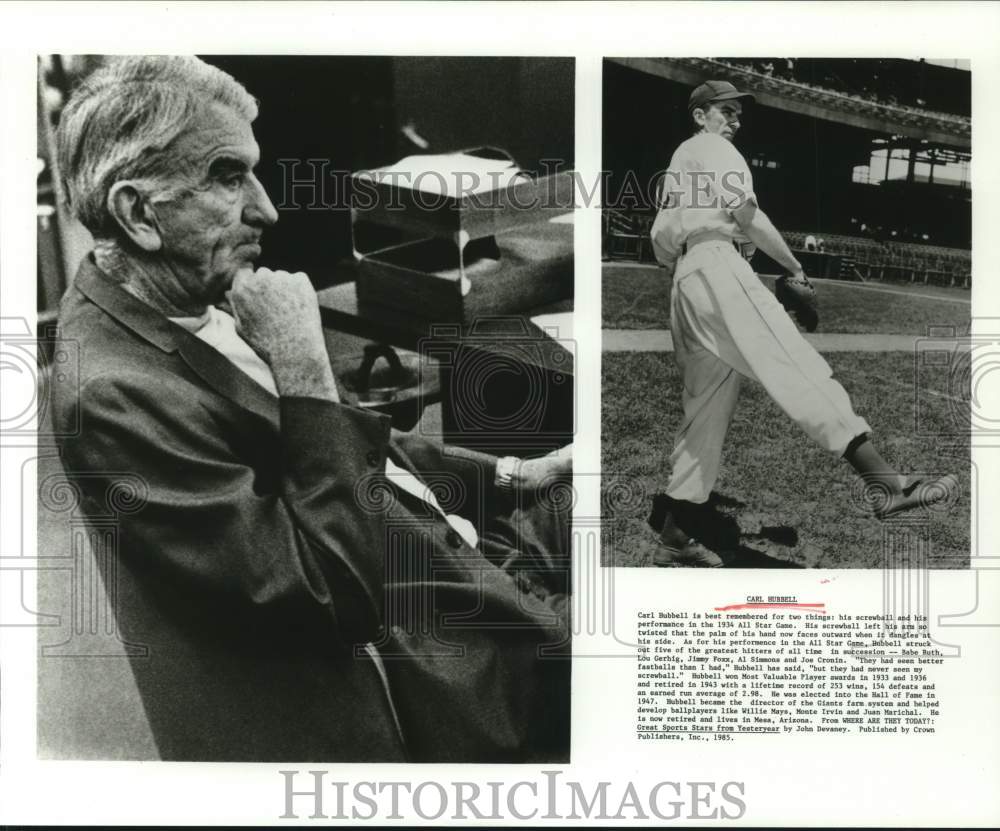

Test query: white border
[2,2,1000,826]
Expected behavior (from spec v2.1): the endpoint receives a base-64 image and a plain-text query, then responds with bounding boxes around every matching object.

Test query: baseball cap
[688,80,755,112]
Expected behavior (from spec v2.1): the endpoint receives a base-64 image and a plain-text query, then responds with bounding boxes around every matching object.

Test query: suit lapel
[176,336,280,427]
[385,441,422,479]
[74,257,280,428]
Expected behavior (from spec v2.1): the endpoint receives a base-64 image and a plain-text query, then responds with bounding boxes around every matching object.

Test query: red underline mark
[713,602,827,612]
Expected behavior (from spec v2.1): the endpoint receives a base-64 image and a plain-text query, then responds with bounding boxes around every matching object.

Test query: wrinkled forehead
[167,103,260,176]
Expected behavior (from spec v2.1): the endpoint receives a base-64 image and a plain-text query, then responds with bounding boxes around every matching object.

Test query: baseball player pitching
[648,79,956,567]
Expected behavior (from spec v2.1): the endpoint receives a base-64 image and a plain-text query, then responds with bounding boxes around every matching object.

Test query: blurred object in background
[37,55,97,328]
[201,56,574,286]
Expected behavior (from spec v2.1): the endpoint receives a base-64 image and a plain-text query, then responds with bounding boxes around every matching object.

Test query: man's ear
[691,107,707,129]
[107,182,162,252]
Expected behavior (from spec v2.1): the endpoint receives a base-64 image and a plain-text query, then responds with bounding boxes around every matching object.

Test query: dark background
[202,56,575,282]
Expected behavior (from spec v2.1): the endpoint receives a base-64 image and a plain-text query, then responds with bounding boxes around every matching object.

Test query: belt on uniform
[681,231,755,261]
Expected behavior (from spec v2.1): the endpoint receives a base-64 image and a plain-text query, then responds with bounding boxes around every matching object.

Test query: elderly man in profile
[52,56,571,762]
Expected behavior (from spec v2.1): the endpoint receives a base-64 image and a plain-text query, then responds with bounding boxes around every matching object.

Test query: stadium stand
[781,231,971,288]
[695,58,971,141]
[605,209,654,261]
[602,210,971,289]
[602,58,971,289]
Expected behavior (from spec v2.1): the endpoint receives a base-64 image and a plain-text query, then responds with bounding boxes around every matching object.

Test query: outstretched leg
[843,433,957,518]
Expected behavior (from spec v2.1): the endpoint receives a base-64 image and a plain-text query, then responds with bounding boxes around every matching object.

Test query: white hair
[56,55,258,237]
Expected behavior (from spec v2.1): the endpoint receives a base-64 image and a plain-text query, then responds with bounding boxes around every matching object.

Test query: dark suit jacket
[52,256,570,762]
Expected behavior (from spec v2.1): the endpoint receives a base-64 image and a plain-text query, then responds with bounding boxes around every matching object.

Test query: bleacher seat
[782,229,970,288]
[605,210,644,261]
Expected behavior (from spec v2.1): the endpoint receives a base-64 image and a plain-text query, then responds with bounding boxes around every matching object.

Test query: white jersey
[650,132,755,267]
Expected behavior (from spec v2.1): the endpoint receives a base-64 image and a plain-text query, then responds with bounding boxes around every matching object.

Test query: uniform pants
[665,241,870,504]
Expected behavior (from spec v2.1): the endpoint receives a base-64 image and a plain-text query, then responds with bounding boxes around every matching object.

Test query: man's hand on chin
[229,267,340,402]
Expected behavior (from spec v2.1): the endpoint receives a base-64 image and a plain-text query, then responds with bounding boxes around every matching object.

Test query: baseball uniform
[651,132,870,504]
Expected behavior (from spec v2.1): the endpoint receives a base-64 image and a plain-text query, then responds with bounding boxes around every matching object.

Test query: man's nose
[243,174,278,226]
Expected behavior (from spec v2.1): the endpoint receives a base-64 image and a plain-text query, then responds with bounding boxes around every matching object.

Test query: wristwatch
[494,456,521,493]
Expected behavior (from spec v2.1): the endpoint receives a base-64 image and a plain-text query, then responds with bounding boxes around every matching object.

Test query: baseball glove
[775,273,819,332]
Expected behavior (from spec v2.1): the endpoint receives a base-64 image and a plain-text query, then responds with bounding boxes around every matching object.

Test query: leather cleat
[653,539,724,568]
[874,474,958,520]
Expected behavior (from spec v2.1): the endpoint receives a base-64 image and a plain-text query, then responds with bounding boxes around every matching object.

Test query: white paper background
[2,1,999,825]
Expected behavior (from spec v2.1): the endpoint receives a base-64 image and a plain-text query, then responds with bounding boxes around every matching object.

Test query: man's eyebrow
[208,155,252,176]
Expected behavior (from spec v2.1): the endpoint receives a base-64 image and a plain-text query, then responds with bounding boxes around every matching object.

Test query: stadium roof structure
[611,57,971,151]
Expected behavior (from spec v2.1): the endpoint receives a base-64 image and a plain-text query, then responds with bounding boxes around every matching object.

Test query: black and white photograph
[3,3,1000,828]
[601,57,973,569]
[34,54,575,762]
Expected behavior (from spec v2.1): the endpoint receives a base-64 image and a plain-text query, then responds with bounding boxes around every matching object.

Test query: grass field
[600,265,973,569]
[602,263,972,335]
